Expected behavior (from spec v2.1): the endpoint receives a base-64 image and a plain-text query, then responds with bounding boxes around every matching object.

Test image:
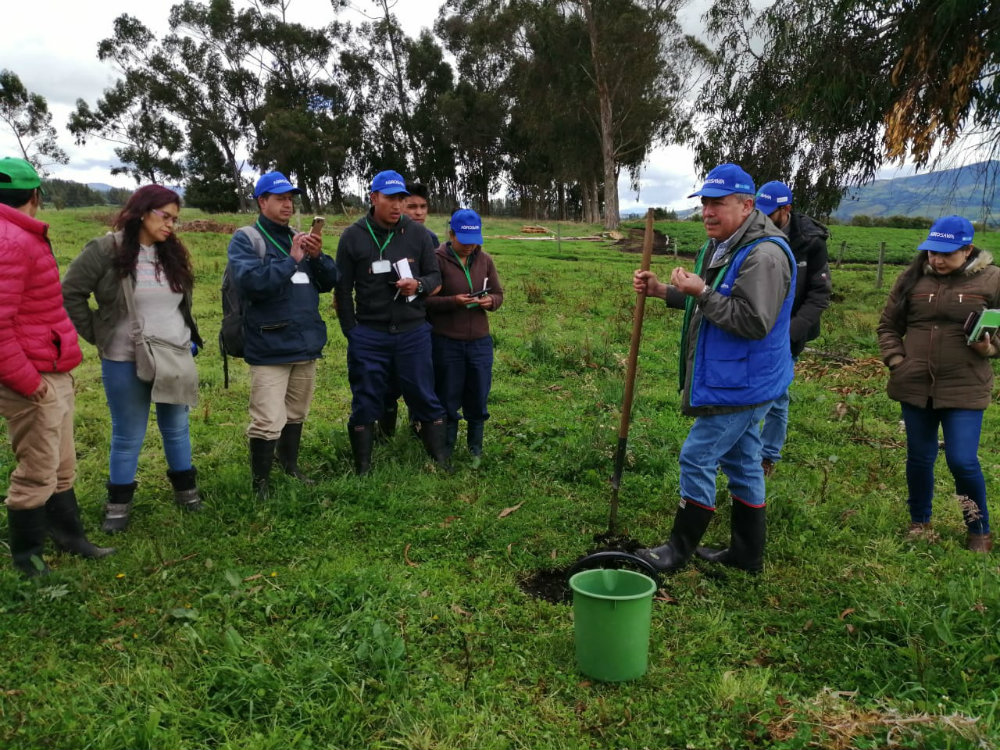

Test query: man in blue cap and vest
[335,170,448,475]
[227,171,339,499]
[753,181,831,477]
[632,163,797,573]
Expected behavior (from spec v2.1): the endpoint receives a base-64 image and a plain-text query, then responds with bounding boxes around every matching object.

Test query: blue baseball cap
[370,170,409,195]
[450,209,483,245]
[918,215,975,253]
[688,163,756,198]
[253,171,301,198]
[755,181,793,214]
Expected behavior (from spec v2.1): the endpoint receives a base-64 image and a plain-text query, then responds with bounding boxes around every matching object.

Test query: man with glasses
[227,171,339,499]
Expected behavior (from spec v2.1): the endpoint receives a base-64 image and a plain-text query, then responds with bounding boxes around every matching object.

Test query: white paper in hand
[393,258,417,301]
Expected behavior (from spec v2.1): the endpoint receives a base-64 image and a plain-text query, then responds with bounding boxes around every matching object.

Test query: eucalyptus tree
[0,69,69,174]
[696,0,1000,217]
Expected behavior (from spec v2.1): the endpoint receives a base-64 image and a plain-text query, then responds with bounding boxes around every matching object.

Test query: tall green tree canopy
[696,0,1000,216]
[0,69,69,174]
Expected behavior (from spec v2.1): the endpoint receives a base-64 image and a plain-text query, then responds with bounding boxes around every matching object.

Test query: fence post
[556,223,561,255]
[837,240,846,269]
[876,241,886,288]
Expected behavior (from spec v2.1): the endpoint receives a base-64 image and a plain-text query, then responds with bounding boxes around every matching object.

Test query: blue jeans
[900,402,989,533]
[678,402,773,509]
[431,334,494,423]
[346,323,444,425]
[760,387,789,462]
[102,359,192,484]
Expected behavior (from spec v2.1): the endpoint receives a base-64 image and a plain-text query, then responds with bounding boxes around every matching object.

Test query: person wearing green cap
[0,157,114,577]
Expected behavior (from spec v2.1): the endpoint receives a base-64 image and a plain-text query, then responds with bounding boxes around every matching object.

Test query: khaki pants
[247,361,317,440]
[0,372,76,510]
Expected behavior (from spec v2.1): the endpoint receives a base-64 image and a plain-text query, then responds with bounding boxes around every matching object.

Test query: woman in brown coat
[878,216,1000,552]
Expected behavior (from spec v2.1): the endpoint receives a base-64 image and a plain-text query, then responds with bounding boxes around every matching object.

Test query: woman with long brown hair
[63,185,204,533]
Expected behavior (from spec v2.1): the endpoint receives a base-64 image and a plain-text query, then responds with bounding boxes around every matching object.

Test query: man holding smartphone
[335,170,447,475]
[227,171,339,499]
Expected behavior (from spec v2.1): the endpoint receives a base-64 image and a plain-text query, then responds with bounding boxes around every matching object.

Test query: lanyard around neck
[449,245,474,292]
[365,219,394,258]
[255,220,289,257]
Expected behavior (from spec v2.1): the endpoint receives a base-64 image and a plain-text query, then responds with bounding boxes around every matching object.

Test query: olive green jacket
[61,231,202,358]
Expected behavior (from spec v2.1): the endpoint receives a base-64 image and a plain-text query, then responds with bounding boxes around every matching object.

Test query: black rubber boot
[8,505,50,577]
[276,423,314,484]
[101,482,138,534]
[250,438,277,500]
[348,424,375,476]
[467,420,485,468]
[419,420,453,473]
[635,500,715,573]
[45,489,115,558]
[376,404,398,443]
[167,467,202,510]
[445,420,459,455]
[696,499,766,573]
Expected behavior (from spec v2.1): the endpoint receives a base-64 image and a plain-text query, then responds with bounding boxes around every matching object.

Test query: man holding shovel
[631,163,796,574]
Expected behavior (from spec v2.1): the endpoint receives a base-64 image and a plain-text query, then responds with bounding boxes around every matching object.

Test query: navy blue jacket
[227,215,339,365]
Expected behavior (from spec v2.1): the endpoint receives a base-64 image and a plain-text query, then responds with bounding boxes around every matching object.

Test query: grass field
[1,208,998,749]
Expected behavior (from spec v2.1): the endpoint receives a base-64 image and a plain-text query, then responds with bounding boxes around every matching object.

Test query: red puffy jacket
[0,202,82,397]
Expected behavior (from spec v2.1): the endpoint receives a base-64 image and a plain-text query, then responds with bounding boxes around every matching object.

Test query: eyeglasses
[150,208,179,224]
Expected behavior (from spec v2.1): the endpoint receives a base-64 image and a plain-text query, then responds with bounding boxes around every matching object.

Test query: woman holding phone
[425,209,504,467]
[878,215,1000,552]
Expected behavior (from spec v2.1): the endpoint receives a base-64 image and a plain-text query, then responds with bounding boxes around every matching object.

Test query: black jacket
[335,212,441,335]
[785,211,832,356]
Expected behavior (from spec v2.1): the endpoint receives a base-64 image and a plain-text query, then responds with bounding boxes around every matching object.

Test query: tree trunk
[581,0,620,231]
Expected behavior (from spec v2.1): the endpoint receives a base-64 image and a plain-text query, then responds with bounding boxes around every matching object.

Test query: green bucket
[569,568,657,682]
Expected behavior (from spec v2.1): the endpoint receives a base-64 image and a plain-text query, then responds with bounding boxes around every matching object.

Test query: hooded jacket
[878,248,1000,410]
[0,202,83,397]
[785,211,832,356]
[669,210,795,416]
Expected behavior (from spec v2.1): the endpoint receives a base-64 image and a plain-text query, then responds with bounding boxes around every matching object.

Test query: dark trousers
[431,334,493,422]
[347,323,443,425]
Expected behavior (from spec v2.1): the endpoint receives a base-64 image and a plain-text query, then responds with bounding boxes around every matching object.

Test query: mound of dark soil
[615,227,670,254]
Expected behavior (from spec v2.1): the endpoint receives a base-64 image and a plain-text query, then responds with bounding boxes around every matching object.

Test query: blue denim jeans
[678,402,773,509]
[900,402,989,533]
[431,334,494,423]
[760,387,789,462]
[346,323,444,425]
[102,359,192,484]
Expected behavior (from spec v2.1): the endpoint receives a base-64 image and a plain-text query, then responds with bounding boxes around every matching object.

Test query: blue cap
[450,209,483,245]
[370,170,409,195]
[918,215,975,253]
[253,171,301,198]
[755,181,793,214]
[688,163,756,198]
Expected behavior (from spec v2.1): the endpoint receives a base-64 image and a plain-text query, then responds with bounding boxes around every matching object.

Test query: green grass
[0,207,998,748]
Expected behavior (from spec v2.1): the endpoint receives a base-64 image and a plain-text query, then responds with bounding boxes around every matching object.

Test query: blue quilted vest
[684,237,797,408]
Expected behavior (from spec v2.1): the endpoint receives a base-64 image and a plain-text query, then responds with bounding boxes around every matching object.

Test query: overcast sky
[1,0,907,213]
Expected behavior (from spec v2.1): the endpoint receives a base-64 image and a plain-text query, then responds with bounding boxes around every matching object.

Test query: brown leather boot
[967,532,993,553]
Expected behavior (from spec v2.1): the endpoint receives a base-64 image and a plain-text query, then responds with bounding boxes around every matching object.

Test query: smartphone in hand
[310,216,325,236]
[469,287,492,298]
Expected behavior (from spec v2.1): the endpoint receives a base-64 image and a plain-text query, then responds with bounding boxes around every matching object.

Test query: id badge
[291,271,310,284]
[371,259,392,274]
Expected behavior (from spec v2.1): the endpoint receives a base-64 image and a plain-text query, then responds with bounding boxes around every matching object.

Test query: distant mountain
[87,182,116,193]
[833,161,1000,223]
